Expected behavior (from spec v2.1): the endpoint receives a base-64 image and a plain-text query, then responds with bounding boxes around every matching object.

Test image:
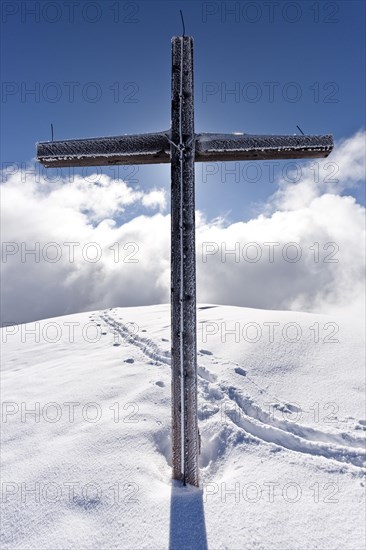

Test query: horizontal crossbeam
[195,133,333,161]
[36,132,171,167]
[37,132,333,167]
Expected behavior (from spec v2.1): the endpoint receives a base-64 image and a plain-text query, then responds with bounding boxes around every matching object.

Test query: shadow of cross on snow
[169,481,208,550]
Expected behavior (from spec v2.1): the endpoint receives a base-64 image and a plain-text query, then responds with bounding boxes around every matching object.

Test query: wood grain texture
[170,36,199,487]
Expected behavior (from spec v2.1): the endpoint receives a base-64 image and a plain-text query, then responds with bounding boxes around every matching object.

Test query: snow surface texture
[1,304,365,549]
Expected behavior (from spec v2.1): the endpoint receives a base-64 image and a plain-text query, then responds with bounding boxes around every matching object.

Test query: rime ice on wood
[37,34,333,488]
[170,36,199,486]
[37,132,172,167]
[38,132,333,167]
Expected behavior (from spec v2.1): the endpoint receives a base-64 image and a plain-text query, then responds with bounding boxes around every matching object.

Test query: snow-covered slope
[1,305,365,549]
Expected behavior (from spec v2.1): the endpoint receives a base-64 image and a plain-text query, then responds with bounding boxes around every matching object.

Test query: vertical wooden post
[170,36,199,487]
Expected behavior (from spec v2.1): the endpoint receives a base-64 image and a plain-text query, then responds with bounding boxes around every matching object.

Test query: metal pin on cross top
[37,28,333,487]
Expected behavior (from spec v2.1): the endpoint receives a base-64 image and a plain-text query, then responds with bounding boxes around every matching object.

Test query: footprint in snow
[155,381,165,387]
[269,447,282,454]
[198,365,217,383]
[285,403,302,413]
[71,496,100,510]
[199,349,213,356]
[273,402,302,414]
[234,367,247,377]
[198,402,220,420]
[124,358,134,364]
[273,403,287,412]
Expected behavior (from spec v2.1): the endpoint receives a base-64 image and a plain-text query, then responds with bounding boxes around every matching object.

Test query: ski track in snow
[99,311,366,472]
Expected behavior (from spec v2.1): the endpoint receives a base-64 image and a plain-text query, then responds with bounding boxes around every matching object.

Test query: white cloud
[142,188,167,211]
[197,192,365,318]
[1,131,365,323]
[270,129,365,211]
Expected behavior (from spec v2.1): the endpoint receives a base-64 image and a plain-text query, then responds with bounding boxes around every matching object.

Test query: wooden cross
[37,35,333,487]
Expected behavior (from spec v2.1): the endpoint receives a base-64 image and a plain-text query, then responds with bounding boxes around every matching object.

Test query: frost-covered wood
[195,133,333,161]
[170,36,199,487]
[37,132,171,167]
[37,132,333,168]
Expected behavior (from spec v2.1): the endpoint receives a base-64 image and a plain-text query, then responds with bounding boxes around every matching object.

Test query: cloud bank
[1,131,365,324]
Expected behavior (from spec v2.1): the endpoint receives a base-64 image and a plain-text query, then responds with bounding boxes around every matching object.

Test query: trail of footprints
[93,311,366,470]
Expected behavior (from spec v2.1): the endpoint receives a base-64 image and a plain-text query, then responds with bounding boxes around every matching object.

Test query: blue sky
[1,0,365,222]
[1,1,365,323]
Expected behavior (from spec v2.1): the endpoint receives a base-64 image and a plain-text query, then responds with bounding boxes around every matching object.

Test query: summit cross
[37,35,333,487]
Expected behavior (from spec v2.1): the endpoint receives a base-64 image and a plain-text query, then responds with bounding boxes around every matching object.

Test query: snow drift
[1,304,365,549]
